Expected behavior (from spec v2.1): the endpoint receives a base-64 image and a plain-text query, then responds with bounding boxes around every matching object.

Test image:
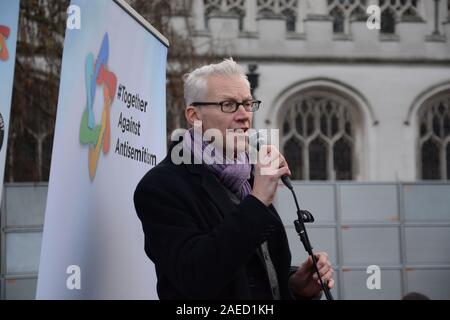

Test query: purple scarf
[183,129,252,200]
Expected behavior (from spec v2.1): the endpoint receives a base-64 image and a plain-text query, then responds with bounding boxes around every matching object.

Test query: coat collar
[168,138,238,216]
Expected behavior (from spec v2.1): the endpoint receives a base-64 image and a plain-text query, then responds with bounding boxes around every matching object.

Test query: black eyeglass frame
[191,100,261,113]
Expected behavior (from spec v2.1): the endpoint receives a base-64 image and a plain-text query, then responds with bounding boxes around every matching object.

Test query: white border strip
[113,0,170,48]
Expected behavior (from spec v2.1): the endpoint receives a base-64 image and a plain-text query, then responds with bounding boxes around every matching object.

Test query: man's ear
[185,106,202,126]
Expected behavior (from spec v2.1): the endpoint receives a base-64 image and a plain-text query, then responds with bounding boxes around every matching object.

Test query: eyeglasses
[191,100,261,113]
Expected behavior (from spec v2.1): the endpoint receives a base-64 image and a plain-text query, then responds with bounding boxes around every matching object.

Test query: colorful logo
[79,33,117,180]
[0,25,10,61]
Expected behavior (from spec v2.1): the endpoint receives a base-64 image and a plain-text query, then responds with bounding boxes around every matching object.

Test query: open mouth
[232,128,249,133]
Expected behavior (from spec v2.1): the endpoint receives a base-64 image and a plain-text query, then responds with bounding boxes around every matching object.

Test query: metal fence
[1,182,449,299]
[1,183,47,300]
[274,182,450,299]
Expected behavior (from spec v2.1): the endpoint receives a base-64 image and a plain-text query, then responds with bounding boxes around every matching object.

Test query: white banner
[0,0,20,200]
[37,0,168,299]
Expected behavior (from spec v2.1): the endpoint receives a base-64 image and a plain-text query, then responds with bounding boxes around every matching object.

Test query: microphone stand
[284,180,334,300]
[251,132,333,300]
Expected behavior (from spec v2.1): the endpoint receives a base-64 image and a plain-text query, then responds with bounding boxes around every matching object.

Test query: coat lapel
[184,163,236,218]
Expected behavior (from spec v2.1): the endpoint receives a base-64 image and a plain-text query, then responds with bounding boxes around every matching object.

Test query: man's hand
[251,145,291,207]
[289,252,335,299]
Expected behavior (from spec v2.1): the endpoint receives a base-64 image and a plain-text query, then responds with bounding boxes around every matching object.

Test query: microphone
[249,131,294,190]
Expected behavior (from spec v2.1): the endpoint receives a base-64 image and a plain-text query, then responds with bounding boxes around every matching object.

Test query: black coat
[133,147,295,300]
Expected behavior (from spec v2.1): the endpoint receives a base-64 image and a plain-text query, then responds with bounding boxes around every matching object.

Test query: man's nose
[234,104,250,119]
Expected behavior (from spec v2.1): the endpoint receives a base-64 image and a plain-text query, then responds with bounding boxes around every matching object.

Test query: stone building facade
[170,0,450,182]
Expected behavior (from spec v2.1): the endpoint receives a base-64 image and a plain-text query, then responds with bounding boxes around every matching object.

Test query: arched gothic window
[281,91,360,180]
[418,91,450,180]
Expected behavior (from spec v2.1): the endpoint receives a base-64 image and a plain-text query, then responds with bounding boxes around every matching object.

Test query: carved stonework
[204,0,246,17]
[327,0,368,34]
[379,0,421,21]
[256,0,298,18]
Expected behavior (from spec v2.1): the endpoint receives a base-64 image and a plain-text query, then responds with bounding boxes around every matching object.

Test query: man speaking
[133,58,334,299]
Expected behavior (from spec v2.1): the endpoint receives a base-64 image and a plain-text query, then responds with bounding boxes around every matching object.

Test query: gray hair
[183,58,251,107]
